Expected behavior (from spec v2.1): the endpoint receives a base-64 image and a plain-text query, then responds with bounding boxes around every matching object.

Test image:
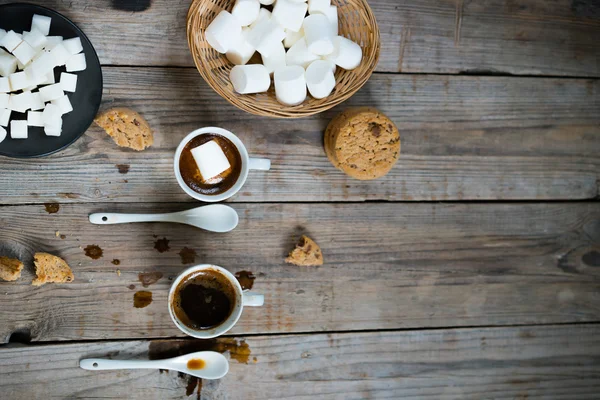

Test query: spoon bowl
[80,351,229,380]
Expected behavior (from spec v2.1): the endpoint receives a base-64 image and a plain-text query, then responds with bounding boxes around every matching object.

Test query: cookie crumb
[0,257,24,281]
[95,107,153,151]
[285,236,324,266]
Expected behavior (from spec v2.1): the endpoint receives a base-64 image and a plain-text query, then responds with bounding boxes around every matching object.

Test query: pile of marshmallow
[0,14,86,143]
[205,0,362,106]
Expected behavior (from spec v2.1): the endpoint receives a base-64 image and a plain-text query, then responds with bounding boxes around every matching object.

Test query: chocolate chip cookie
[94,107,153,151]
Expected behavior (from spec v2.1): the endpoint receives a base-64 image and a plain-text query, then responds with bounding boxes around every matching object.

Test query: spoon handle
[89,213,171,225]
[80,358,164,371]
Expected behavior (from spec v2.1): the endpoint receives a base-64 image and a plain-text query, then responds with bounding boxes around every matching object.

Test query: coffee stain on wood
[138,272,163,287]
[149,338,251,364]
[116,164,130,174]
[235,270,256,290]
[112,259,121,265]
[44,203,60,214]
[154,237,170,253]
[133,291,152,308]
[179,247,196,265]
[84,245,103,259]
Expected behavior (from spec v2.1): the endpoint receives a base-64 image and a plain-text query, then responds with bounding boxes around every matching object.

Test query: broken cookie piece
[0,256,24,281]
[94,107,153,151]
[32,253,74,286]
[285,235,323,266]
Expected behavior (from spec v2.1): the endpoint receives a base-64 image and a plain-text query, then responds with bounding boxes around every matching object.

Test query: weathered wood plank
[1,202,599,342]
[1,325,600,399]
[6,0,599,76]
[0,68,598,204]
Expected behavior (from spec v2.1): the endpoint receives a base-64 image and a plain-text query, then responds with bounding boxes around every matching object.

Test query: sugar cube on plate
[27,110,44,127]
[10,120,28,139]
[0,29,6,42]
[44,125,62,137]
[12,41,37,65]
[0,126,6,143]
[9,91,34,113]
[191,140,232,181]
[50,43,71,67]
[39,83,64,102]
[44,36,63,50]
[0,52,17,76]
[29,92,45,111]
[32,14,52,36]
[42,103,62,127]
[60,72,77,92]
[52,95,73,115]
[0,30,23,52]
[62,37,83,55]
[0,77,9,92]
[8,71,33,92]
[65,53,86,72]
[29,52,56,78]
[0,93,8,109]
[23,29,48,50]
[0,108,11,126]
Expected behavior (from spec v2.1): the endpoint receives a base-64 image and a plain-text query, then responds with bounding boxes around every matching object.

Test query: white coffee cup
[168,264,264,339]
[174,127,271,202]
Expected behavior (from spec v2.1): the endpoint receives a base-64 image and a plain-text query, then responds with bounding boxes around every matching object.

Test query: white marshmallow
[1,31,23,52]
[230,64,271,94]
[285,38,319,68]
[0,126,6,143]
[325,36,363,70]
[315,4,338,35]
[205,11,243,54]
[8,71,33,92]
[0,108,11,126]
[62,37,83,55]
[51,95,73,115]
[303,14,335,56]
[42,104,62,128]
[50,43,72,67]
[0,93,7,109]
[39,83,64,102]
[29,52,56,78]
[66,53,86,72]
[259,0,275,4]
[305,59,335,99]
[274,65,307,106]
[23,30,48,50]
[44,36,63,50]
[284,28,304,48]
[45,125,62,137]
[249,8,271,30]
[10,120,28,139]
[226,28,256,65]
[191,140,232,181]
[0,77,9,93]
[27,110,44,127]
[0,52,17,76]
[247,17,285,57]
[272,0,308,32]
[9,91,34,112]
[29,92,45,111]
[232,0,261,27]
[32,14,52,36]
[262,41,286,74]
[308,0,330,15]
[60,72,77,92]
[12,41,37,65]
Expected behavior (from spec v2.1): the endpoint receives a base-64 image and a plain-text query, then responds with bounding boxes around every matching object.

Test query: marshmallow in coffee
[191,140,232,182]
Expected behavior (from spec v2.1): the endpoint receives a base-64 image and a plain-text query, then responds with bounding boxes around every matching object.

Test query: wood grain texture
[0,68,598,204]
[1,325,600,399]
[4,0,599,76]
[1,202,599,342]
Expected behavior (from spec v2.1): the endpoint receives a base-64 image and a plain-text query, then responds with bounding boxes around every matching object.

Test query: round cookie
[94,107,154,151]
[324,107,400,180]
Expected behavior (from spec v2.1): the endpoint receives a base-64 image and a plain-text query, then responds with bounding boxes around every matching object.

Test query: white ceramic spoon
[80,351,229,380]
[89,204,239,233]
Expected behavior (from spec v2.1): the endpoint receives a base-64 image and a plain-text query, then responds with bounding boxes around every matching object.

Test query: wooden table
[1,0,599,398]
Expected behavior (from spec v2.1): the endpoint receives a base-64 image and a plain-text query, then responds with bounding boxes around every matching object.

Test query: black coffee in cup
[179,133,242,196]
[171,269,237,330]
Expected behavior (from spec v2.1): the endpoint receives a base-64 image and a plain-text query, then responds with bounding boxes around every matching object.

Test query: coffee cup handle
[243,292,264,307]
[248,158,271,171]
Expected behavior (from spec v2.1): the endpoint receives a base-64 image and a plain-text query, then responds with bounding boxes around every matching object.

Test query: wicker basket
[187,0,380,118]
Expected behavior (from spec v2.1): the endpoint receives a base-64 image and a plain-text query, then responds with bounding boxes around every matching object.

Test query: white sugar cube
[60,72,77,92]
[205,11,243,54]
[232,0,261,27]
[45,36,63,50]
[274,65,307,106]
[10,91,34,112]
[29,51,56,78]
[27,110,44,127]
[52,95,73,115]
[8,71,33,92]
[65,53,86,72]
[0,126,6,143]
[1,30,23,52]
[0,29,6,42]
[230,64,271,94]
[62,37,83,55]
[29,92,45,111]
[39,83,64,102]
[191,140,232,181]
[50,43,71,67]
[0,108,11,126]
[226,28,256,66]
[0,52,18,76]
[23,29,48,50]
[44,125,62,137]
[286,38,319,68]
[303,14,335,56]
[0,77,9,92]
[284,28,304,48]
[262,41,287,74]
[0,93,8,109]
[10,120,28,139]
[12,41,37,65]
[247,17,286,57]
[41,71,56,85]
[32,14,52,36]
[272,0,308,33]
[308,0,330,14]
[42,103,62,128]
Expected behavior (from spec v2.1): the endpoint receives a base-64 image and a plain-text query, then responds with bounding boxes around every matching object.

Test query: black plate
[0,3,102,158]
